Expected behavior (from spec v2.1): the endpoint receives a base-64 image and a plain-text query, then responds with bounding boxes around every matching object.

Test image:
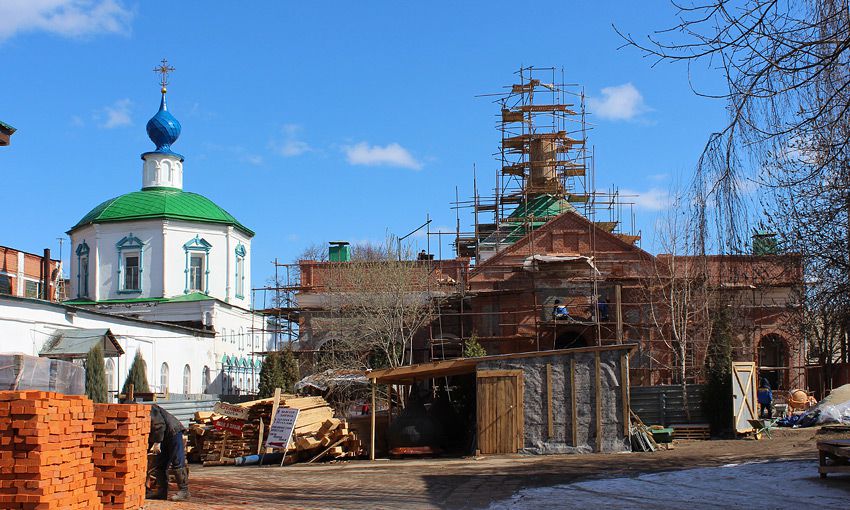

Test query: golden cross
[153,58,175,91]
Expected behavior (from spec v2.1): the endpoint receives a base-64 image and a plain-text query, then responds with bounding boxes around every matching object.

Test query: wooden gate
[732,362,758,433]
[476,370,524,454]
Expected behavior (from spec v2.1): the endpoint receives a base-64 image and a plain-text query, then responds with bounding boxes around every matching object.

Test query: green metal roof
[69,188,254,236]
[64,292,213,306]
[507,194,571,220]
[0,121,15,133]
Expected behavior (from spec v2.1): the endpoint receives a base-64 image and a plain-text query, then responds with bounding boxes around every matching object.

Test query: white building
[46,82,267,395]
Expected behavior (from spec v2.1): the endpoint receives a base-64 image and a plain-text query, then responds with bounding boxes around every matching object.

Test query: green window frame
[116,234,144,294]
[234,243,246,299]
[183,235,212,294]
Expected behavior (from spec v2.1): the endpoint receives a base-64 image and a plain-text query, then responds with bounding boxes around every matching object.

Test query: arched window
[105,359,115,394]
[234,244,246,299]
[202,366,210,393]
[183,364,191,395]
[116,234,144,293]
[75,242,89,298]
[160,363,169,393]
[183,235,212,294]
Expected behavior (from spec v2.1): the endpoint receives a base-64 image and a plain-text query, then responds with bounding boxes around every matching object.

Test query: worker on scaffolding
[553,299,571,320]
[147,404,189,501]
[596,296,609,322]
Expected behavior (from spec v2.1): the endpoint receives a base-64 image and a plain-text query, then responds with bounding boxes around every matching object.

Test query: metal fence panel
[630,384,706,426]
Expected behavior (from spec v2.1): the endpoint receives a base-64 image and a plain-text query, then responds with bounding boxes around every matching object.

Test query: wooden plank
[476,377,486,454]
[370,382,376,461]
[595,351,602,452]
[477,369,524,378]
[516,372,524,452]
[570,359,577,447]
[614,284,623,344]
[620,353,629,438]
[546,363,553,439]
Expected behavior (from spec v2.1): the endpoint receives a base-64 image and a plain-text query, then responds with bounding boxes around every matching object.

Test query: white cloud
[271,124,310,157]
[0,0,133,42]
[98,98,131,128]
[588,83,650,121]
[344,142,422,170]
[243,154,264,166]
[621,187,670,211]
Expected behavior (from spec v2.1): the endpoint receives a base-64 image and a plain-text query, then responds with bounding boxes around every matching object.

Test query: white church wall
[70,218,253,309]
[77,298,266,395]
[0,295,215,396]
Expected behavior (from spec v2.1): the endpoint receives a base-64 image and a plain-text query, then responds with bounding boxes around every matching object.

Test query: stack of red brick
[0,391,102,510]
[92,404,150,510]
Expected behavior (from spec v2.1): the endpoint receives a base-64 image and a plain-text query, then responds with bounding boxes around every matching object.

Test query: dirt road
[146,427,845,509]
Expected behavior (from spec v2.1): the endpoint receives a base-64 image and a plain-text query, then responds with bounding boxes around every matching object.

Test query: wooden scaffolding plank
[546,363,554,439]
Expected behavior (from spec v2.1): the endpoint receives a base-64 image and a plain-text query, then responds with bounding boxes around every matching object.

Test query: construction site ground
[147,427,850,510]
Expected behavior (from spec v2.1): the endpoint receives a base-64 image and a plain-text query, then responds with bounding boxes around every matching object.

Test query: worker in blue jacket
[757,377,773,419]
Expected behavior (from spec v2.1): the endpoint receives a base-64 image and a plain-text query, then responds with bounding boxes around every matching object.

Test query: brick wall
[0,392,151,510]
[92,404,150,510]
[0,391,102,510]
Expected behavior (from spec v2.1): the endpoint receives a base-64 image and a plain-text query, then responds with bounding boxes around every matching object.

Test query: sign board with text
[213,418,245,437]
[265,407,299,449]
[213,401,249,420]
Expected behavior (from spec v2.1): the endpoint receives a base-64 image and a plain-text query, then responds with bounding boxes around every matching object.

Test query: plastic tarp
[522,254,601,274]
[295,369,369,393]
[0,353,84,395]
[778,383,850,427]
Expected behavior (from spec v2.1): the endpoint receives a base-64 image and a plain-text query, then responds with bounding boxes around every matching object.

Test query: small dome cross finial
[145,59,182,154]
[154,58,175,95]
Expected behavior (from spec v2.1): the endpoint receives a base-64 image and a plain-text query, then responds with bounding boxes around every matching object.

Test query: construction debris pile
[0,391,153,510]
[189,395,364,465]
[92,403,151,510]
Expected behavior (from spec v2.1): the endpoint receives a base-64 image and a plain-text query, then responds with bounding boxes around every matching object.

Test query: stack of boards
[188,394,364,465]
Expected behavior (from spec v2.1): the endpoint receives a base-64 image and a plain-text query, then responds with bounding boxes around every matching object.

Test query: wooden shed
[367,344,635,457]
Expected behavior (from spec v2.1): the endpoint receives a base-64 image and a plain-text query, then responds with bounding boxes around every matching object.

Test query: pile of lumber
[189,395,364,465]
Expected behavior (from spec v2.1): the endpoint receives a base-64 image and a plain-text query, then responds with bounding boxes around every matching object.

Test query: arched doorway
[555,330,589,350]
[758,335,787,389]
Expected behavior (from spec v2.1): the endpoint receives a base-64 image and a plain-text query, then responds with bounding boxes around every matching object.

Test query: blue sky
[0,1,731,289]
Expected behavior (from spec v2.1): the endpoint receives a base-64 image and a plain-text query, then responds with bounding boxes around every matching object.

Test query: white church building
[0,76,267,397]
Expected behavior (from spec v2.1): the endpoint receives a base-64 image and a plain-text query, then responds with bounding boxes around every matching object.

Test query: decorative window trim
[116,234,144,294]
[183,235,212,294]
[75,241,90,298]
[234,243,246,299]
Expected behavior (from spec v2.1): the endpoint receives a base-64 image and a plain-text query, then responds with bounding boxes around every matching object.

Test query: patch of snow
[488,460,850,509]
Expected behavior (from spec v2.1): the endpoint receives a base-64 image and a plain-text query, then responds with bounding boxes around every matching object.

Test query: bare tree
[311,239,438,371]
[642,181,711,417]
[620,0,850,388]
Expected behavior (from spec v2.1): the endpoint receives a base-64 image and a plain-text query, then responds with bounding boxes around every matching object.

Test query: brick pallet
[0,391,103,510]
[93,404,150,510]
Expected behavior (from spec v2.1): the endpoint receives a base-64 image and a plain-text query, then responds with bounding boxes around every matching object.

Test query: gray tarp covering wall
[477,348,631,454]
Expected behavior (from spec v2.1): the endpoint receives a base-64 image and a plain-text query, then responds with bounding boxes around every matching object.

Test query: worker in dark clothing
[147,404,189,501]
[757,377,774,419]
[597,297,609,321]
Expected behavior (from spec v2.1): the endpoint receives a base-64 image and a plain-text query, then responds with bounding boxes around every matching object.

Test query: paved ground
[146,427,848,510]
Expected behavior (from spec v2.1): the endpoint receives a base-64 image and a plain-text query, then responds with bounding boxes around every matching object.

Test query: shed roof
[367,344,636,384]
[39,328,124,359]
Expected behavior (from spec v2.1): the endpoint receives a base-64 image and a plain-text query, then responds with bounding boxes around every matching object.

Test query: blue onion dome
[146,93,181,153]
